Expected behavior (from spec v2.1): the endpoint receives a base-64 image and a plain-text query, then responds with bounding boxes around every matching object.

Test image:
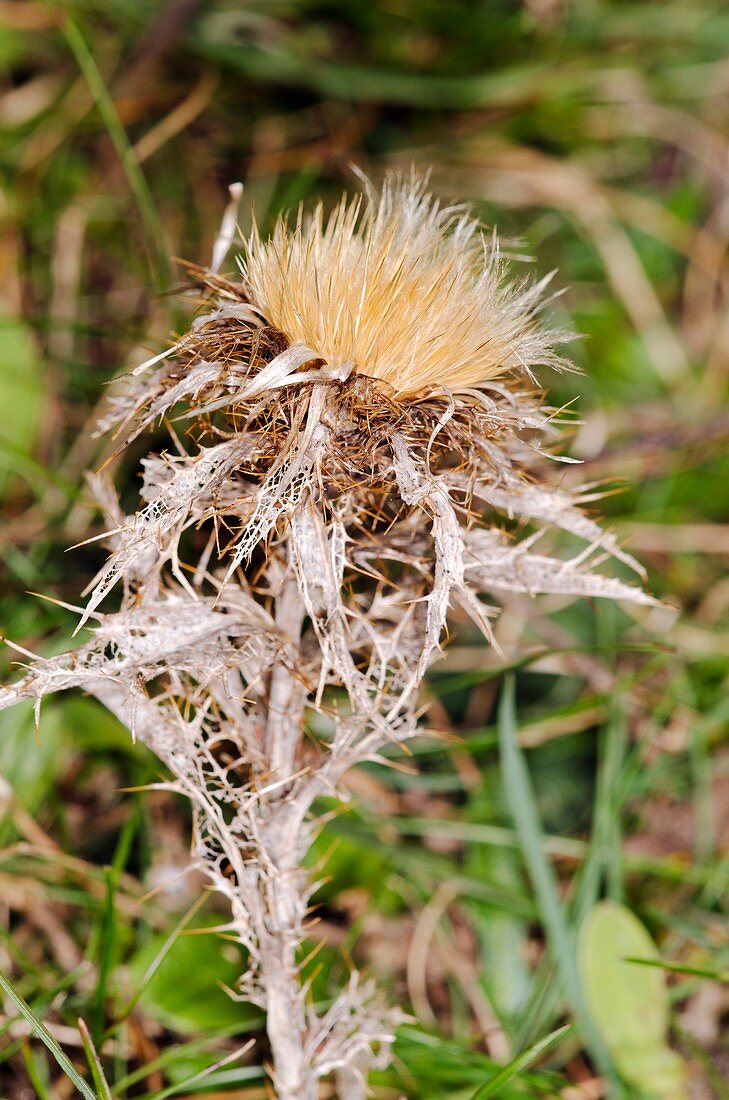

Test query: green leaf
[0,703,66,820]
[61,697,145,757]
[128,921,259,1035]
[108,893,207,1035]
[0,307,44,461]
[578,901,687,1098]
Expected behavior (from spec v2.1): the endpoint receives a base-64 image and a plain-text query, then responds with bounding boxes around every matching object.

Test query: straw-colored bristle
[241,174,564,396]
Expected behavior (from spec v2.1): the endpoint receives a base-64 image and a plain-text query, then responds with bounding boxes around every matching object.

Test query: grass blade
[468,1023,571,1099]
[571,708,627,930]
[21,1044,53,1100]
[0,969,97,1100]
[78,1018,112,1100]
[91,805,139,1045]
[60,17,171,296]
[111,1019,263,1093]
[497,678,582,1009]
[144,1040,254,1100]
[497,677,614,1084]
[623,956,729,983]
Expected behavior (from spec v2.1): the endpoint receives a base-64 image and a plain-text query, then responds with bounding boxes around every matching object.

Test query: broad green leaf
[0,702,65,817]
[61,696,150,758]
[578,901,687,1098]
[0,303,44,473]
[129,922,259,1034]
[305,814,391,900]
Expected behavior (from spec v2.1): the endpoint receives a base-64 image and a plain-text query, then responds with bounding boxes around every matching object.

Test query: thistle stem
[259,567,316,1098]
[266,571,306,783]
[260,861,315,1100]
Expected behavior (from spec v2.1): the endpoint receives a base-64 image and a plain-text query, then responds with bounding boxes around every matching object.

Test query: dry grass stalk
[0,174,654,1098]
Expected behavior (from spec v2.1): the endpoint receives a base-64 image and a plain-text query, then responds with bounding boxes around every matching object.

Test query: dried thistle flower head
[243,173,566,395]
[0,172,658,1100]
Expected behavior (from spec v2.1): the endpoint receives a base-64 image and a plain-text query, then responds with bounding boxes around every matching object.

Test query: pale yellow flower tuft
[241,174,565,396]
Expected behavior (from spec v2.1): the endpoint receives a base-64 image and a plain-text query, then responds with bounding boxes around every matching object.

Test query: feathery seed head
[241,174,566,396]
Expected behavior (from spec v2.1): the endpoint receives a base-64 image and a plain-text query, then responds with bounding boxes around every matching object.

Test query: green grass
[1,0,729,1095]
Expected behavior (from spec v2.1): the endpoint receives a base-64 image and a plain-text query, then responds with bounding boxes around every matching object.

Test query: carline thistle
[1,173,655,1099]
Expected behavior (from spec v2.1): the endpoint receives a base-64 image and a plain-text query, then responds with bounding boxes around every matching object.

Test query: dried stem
[259,569,313,1099]
[266,571,307,784]
[259,861,312,1098]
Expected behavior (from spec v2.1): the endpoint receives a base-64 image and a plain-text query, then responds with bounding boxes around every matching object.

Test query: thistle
[0,174,654,1098]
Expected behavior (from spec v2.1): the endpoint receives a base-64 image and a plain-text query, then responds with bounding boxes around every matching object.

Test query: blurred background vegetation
[1,1,729,1096]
